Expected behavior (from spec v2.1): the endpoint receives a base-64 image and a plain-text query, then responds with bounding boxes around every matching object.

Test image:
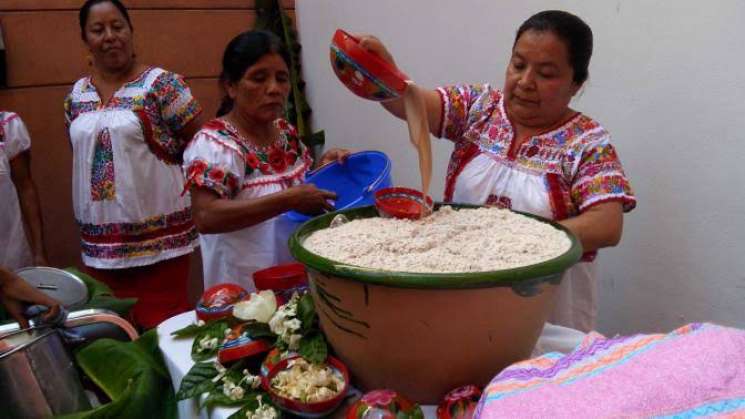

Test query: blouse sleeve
[152,71,203,137]
[435,83,494,142]
[182,132,244,199]
[63,94,73,129]
[2,113,31,159]
[569,132,636,213]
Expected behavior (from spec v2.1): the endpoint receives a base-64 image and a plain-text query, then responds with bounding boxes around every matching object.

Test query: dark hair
[514,10,593,85]
[216,30,291,117]
[79,0,133,41]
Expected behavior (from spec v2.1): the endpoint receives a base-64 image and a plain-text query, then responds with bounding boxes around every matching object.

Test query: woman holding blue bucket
[183,30,350,291]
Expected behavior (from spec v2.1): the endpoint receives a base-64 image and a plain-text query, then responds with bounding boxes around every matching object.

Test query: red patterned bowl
[436,385,482,419]
[330,29,409,102]
[264,355,350,418]
[217,323,273,364]
[346,389,423,419]
[195,283,248,321]
[375,187,433,220]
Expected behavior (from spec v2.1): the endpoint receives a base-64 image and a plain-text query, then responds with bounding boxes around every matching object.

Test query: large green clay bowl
[289,204,581,404]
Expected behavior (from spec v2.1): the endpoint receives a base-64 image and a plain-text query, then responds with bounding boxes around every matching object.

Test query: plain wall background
[296,0,745,335]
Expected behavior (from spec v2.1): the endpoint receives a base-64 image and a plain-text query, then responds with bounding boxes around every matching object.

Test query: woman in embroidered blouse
[183,31,348,292]
[0,111,48,270]
[357,11,636,332]
[64,0,204,329]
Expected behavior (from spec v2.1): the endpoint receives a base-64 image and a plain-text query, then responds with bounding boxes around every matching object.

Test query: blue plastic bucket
[284,150,392,223]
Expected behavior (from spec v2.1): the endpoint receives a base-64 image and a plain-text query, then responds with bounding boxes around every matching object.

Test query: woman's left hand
[316,148,352,169]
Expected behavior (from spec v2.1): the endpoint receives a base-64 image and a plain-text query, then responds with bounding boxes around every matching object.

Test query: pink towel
[476,323,745,418]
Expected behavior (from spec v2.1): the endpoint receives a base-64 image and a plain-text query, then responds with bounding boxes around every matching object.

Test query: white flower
[284,318,301,332]
[270,358,344,403]
[233,290,278,323]
[196,319,206,327]
[240,369,262,389]
[287,334,302,350]
[246,395,278,419]
[197,336,219,353]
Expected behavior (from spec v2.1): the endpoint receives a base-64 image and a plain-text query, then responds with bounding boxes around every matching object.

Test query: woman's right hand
[288,184,337,215]
[355,34,398,66]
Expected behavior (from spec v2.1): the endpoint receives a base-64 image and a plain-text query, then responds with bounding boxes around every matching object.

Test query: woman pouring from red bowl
[183,30,350,293]
[352,10,636,332]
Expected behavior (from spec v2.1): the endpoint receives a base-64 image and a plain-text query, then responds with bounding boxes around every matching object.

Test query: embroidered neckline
[218,118,286,152]
[85,66,155,108]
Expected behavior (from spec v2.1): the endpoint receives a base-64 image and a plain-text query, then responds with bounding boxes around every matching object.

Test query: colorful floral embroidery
[81,228,197,259]
[90,127,116,201]
[438,83,636,216]
[65,67,202,164]
[184,118,312,198]
[77,207,193,238]
[184,159,240,198]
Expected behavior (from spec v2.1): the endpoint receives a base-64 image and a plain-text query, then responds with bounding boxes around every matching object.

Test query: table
[158,311,586,419]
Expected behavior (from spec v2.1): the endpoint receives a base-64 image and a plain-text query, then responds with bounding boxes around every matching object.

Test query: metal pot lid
[14,267,89,309]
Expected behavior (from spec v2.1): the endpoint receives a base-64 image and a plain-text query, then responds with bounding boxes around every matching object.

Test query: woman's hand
[288,184,337,215]
[355,34,398,66]
[316,148,352,169]
[0,267,62,329]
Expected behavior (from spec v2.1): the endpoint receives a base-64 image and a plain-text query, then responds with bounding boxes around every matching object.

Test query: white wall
[296,0,745,335]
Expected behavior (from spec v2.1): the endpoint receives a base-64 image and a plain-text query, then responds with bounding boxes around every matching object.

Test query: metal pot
[0,310,139,418]
[0,327,90,418]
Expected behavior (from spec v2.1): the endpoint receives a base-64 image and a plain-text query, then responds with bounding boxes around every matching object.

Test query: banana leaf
[65,267,137,317]
[58,330,176,419]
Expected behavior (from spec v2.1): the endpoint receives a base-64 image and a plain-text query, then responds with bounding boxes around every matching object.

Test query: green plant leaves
[175,361,219,401]
[66,267,137,317]
[298,332,328,365]
[190,320,229,361]
[297,292,316,333]
[59,330,176,419]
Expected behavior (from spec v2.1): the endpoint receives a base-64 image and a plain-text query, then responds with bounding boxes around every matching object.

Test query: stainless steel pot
[0,310,139,418]
[0,327,90,418]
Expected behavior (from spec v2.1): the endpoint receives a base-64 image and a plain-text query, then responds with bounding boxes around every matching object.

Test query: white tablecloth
[157,311,586,419]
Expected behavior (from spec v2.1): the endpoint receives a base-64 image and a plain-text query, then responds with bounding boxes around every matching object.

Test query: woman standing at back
[64,0,204,328]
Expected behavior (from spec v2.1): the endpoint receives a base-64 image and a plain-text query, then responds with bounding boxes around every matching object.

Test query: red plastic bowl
[195,283,248,321]
[218,323,273,364]
[375,187,433,220]
[253,263,308,292]
[264,355,350,417]
[330,29,409,102]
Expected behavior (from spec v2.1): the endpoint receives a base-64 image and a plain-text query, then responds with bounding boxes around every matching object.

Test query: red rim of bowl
[374,186,434,220]
[263,355,350,415]
[332,29,409,95]
[253,262,308,291]
[218,334,273,364]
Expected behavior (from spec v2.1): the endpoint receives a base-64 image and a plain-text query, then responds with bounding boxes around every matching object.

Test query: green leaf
[64,267,137,317]
[297,293,316,333]
[226,394,279,419]
[241,321,276,339]
[171,323,204,338]
[175,362,219,401]
[191,321,229,361]
[298,333,328,364]
[202,387,248,410]
[59,330,176,419]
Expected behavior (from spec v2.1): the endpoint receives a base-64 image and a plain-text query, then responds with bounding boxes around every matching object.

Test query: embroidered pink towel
[476,323,745,418]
